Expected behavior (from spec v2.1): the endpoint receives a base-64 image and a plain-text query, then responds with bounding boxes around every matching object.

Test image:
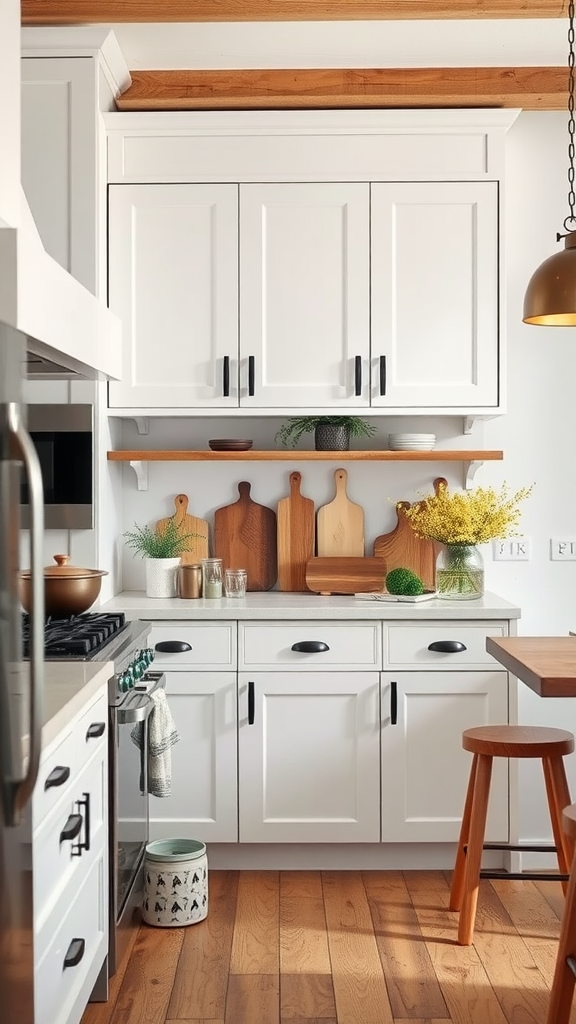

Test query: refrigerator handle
[6,403,44,824]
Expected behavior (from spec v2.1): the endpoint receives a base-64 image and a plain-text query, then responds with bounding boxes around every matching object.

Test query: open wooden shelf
[107,448,502,491]
[108,449,502,462]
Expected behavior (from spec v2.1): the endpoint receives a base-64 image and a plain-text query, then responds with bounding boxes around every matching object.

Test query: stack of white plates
[388,433,436,451]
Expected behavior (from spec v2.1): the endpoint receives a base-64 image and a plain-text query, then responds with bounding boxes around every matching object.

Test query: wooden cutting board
[373,477,447,591]
[214,481,277,591]
[156,493,209,565]
[277,471,315,593]
[306,557,386,595]
[316,468,364,557]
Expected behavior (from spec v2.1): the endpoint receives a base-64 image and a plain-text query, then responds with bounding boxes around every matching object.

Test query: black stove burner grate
[23,611,127,658]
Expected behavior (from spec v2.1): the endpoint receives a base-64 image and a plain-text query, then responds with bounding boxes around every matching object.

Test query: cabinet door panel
[147,672,238,843]
[381,671,508,842]
[371,182,498,408]
[240,183,370,408]
[108,183,238,408]
[239,672,380,842]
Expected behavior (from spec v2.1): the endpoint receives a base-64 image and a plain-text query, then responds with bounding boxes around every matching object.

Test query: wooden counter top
[486,636,576,697]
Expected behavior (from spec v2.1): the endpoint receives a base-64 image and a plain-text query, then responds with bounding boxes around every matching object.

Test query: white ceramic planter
[145,557,180,598]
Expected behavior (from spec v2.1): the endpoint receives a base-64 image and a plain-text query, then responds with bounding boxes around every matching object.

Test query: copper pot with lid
[20,554,108,617]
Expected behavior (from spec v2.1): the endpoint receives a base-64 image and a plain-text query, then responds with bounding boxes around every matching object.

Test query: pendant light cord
[564,0,576,233]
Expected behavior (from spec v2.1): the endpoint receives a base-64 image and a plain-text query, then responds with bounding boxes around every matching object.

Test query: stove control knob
[139,648,153,667]
[119,672,132,692]
[132,661,144,680]
[146,647,155,665]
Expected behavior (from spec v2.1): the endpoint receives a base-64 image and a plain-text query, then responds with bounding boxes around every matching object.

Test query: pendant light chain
[565,0,576,231]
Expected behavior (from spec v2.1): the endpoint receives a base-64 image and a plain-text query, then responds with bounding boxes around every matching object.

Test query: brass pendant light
[523,0,576,326]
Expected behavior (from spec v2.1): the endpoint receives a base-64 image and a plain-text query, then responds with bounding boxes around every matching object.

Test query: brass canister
[178,563,202,599]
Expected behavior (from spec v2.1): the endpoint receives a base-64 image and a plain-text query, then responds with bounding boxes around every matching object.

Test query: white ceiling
[104,19,568,70]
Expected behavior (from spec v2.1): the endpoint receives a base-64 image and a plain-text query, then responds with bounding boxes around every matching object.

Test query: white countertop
[101,590,521,621]
[42,661,112,749]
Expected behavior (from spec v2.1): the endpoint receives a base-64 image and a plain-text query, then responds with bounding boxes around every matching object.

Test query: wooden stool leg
[546,849,576,1024]
[450,753,478,912]
[457,753,493,946]
[543,756,573,894]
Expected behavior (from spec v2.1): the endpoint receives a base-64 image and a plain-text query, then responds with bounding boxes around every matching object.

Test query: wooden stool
[449,725,575,946]
[546,804,576,1024]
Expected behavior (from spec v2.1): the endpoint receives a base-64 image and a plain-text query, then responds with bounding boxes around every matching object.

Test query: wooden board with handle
[155,493,209,565]
[316,468,364,557]
[306,556,386,596]
[214,481,277,591]
[373,477,447,591]
[277,471,315,592]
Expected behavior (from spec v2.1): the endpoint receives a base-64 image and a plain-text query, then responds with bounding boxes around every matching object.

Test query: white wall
[0,0,21,228]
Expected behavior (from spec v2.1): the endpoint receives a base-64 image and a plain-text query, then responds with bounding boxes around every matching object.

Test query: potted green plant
[275,415,377,451]
[124,518,196,598]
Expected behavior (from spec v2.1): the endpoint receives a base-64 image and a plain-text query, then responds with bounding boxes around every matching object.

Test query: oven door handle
[117,694,154,725]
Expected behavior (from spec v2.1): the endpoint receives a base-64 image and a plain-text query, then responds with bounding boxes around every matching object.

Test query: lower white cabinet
[238,671,381,842]
[33,686,108,1024]
[380,670,509,842]
[148,671,238,843]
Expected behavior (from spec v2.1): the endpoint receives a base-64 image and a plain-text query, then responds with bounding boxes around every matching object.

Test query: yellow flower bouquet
[402,480,533,600]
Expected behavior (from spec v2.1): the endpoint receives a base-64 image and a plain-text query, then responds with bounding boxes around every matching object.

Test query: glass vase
[435,544,484,600]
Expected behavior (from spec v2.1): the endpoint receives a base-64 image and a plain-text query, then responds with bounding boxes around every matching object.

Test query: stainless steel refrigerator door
[0,323,45,1024]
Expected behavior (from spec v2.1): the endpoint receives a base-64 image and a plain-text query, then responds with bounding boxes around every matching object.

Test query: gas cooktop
[23,611,132,660]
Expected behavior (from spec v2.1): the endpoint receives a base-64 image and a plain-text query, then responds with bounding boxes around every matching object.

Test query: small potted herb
[124,518,196,598]
[275,415,377,451]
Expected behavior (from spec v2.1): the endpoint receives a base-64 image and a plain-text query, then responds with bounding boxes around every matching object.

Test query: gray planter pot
[314,424,350,451]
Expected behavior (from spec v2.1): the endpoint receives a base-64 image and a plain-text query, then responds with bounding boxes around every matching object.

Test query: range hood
[0,189,122,381]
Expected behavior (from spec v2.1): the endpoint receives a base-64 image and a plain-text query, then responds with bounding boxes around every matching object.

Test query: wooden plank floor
[81,870,576,1024]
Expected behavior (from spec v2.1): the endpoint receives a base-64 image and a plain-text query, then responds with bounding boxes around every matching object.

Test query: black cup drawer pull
[291,641,330,653]
[86,722,105,740]
[60,814,83,844]
[155,641,192,653]
[63,938,85,969]
[428,640,468,654]
[44,765,70,790]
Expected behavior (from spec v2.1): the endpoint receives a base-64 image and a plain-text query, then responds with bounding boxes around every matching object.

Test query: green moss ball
[386,567,424,596]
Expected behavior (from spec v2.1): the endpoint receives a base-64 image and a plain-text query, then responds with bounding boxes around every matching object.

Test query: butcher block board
[306,557,386,596]
[277,471,315,593]
[214,481,277,592]
[373,479,446,592]
[156,493,209,565]
[316,468,364,557]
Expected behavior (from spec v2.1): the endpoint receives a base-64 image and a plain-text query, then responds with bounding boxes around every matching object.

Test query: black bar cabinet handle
[291,641,330,653]
[427,640,467,654]
[60,813,83,844]
[248,681,255,725]
[223,355,230,397]
[86,722,105,740]
[379,355,386,396]
[248,355,255,397]
[155,641,192,654]
[73,792,90,856]
[355,355,362,396]
[63,938,86,969]
[390,681,398,725]
[44,765,70,790]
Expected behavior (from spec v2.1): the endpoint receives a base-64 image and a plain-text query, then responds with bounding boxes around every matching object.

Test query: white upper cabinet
[371,182,499,409]
[107,183,239,409]
[240,183,370,408]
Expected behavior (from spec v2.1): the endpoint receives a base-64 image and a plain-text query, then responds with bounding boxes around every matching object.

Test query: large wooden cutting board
[214,481,277,591]
[316,468,364,557]
[277,471,315,592]
[156,493,209,565]
[306,556,386,595]
[373,478,447,591]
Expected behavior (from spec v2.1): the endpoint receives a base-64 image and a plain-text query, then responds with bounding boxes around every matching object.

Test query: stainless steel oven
[20,403,94,529]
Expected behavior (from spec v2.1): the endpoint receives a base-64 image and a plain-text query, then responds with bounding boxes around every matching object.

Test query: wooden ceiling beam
[115,67,569,111]
[20,0,569,25]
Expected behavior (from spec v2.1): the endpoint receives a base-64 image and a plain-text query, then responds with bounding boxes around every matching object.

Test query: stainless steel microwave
[20,404,94,530]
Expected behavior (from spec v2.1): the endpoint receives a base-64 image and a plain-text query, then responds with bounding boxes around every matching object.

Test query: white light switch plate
[493,538,531,561]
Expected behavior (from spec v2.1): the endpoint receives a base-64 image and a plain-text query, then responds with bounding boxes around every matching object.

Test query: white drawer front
[384,621,508,669]
[239,622,382,670]
[149,622,237,669]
